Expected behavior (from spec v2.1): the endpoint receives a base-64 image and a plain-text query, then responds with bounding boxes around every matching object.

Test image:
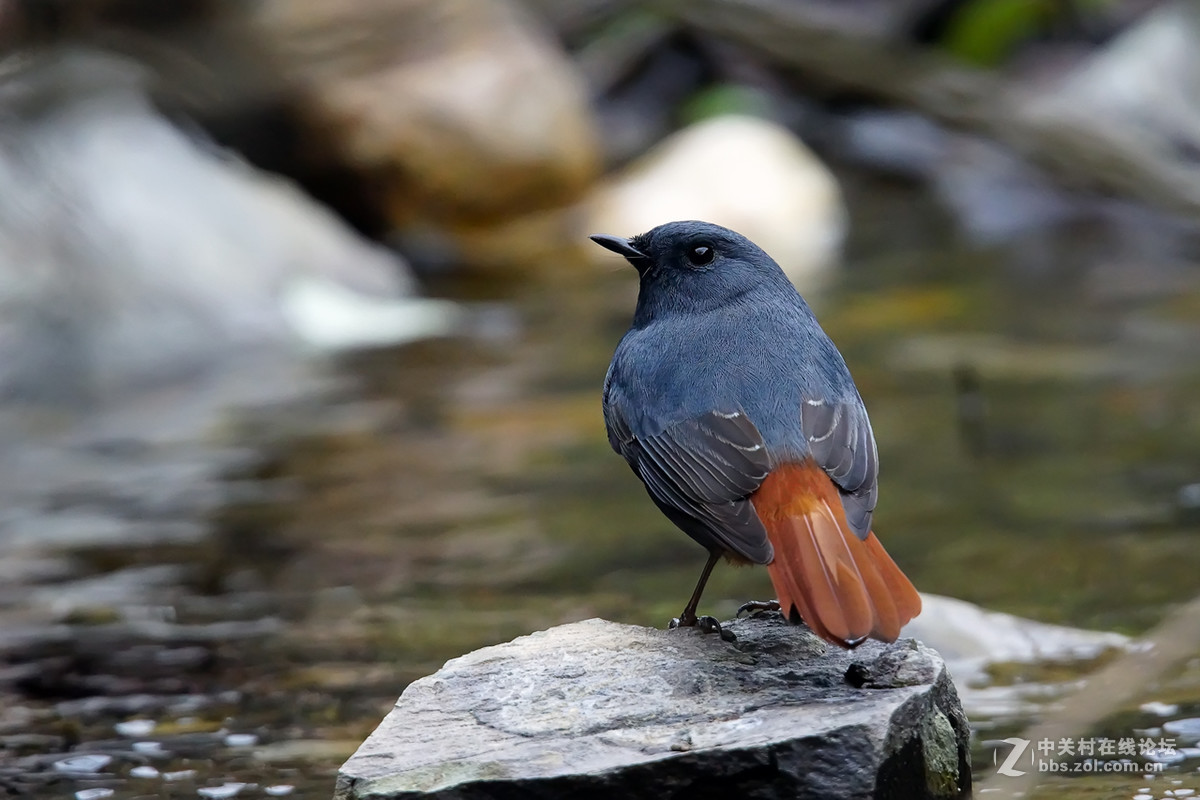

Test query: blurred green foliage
[679,83,773,124]
[939,0,1112,66]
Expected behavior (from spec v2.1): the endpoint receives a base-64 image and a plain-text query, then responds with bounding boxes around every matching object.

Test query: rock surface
[336,613,970,800]
[250,0,599,225]
[0,48,454,406]
[1040,0,1200,186]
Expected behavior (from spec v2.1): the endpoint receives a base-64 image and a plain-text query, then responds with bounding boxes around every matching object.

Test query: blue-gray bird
[593,220,920,647]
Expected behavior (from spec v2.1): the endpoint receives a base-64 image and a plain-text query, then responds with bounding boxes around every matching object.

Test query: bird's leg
[670,551,719,628]
[737,599,781,617]
[669,551,734,641]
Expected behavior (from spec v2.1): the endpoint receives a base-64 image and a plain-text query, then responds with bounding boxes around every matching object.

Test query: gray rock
[0,48,452,408]
[1046,1,1200,175]
[336,614,970,800]
[249,0,599,222]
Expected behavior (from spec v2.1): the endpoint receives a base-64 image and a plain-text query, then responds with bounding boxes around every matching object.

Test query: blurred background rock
[2,1,1200,798]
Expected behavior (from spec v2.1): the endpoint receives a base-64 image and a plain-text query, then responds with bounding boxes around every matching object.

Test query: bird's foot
[672,614,734,642]
[669,613,736,642]
[737,599,781,617]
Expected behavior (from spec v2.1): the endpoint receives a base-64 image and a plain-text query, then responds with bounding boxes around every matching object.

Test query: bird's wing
[800,396,879,539]
[608,408,775,564]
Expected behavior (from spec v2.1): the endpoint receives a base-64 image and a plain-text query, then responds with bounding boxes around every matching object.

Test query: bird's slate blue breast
[604,288,859,464]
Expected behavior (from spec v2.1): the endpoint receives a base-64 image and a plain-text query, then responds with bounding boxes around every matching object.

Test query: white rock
[114,719,156,737]
[589,115,846,290]
[222,733,259,748]
[75,789,114,800]
[1046,1,1200,167]
[905,594,1130,720]
[0,49,452,405]
[162,770,197,782]
[280,277,461,351]
[1165,718,1200,740]
[54,754,113,774]
[907,594,1129,683]
[1142,701,1182,717]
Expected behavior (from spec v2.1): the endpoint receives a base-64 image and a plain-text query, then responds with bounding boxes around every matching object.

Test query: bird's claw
[699,615,737,642]
[669,613,736,642]
[737,599,781,617]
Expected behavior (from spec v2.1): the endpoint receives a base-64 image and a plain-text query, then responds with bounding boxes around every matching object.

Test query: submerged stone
[336,614,970,800]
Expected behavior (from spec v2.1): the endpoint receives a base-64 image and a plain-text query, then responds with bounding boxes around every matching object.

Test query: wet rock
[336,614,970,800]
[250,0,599,226]
[1042,1,1200,187]
[588,115,845,290]
[908,594,1129,685]
[0,48,449,407]
[905,594,1129,719]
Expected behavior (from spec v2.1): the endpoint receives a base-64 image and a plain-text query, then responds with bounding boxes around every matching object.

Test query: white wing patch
[807,405,842,444]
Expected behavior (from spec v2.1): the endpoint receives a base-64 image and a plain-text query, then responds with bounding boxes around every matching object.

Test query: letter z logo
[994,738,1030,777]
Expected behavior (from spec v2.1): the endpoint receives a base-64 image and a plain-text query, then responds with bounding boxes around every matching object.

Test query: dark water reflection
[4,169,1200,799]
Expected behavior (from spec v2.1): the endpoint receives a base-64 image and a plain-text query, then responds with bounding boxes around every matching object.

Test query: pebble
[114,719,156,737]
[1142,702,1182,717]
[1146,747,1189,765]
[163,770,197,782]
[54,755,113,774]
[264,786,294,796]
[75,790,114,800]
[1166,718,1200,741]
[130,766,160,779]
[197,783,246,799]
[132,741,166,756]
[223,733,258,747]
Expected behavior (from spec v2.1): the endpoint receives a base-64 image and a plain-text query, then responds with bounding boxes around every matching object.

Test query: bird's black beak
[589,234,650,270]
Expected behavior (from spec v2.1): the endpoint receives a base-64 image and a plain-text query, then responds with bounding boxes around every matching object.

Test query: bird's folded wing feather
[800,396,879,539]
[607,409,775,564]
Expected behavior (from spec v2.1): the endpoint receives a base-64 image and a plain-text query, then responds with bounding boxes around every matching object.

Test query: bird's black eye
[686,243,715,266]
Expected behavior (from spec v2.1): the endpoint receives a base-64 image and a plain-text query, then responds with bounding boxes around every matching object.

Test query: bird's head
[590,220,794,323]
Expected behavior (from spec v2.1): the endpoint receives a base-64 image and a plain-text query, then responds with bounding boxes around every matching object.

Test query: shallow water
[3,168,1200,799]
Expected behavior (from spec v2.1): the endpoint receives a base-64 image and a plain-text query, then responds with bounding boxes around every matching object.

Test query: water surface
[3,168,1200,799]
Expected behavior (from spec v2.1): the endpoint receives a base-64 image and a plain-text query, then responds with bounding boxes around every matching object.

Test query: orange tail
[750,461,921,648]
